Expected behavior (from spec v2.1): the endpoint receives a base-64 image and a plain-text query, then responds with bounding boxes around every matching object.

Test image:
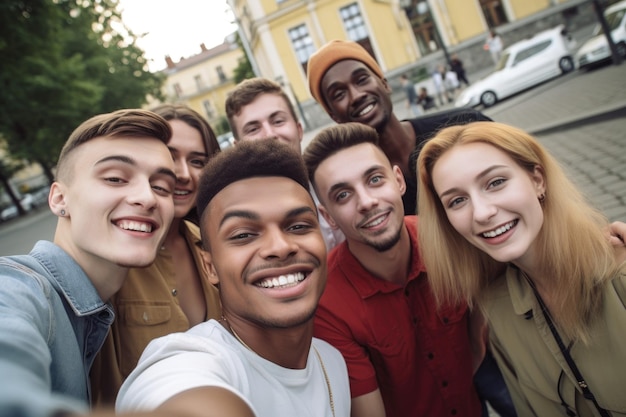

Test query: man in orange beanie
[307,39,490,216]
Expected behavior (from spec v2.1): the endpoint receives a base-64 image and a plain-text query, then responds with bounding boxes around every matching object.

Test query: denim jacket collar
[30,240,109,316]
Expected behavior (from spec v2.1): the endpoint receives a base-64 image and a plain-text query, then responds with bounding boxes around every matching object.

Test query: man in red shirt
[303,122,483,417]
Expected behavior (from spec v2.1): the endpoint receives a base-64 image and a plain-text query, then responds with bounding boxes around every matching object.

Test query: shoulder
[0,255,53,298]
[608,269,626,304]
[409,108,492,142]
[312,337,349,378]
[183,220,202,243]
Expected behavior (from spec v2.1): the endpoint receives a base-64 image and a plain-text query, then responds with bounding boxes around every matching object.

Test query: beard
[363,223,403,252]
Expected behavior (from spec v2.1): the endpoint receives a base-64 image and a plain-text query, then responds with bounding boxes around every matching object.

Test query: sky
[116,0,238,72]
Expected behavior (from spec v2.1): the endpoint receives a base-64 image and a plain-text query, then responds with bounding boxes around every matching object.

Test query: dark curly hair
[197,140,310,230]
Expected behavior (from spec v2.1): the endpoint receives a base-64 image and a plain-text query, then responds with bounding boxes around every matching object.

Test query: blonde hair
[417,121,619,342]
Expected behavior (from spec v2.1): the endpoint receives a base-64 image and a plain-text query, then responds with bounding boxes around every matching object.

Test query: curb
[527,101,626,136]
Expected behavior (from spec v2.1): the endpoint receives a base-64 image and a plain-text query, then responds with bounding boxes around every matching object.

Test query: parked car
[455,25,577,108]
[576,0,626,70]
[217,132,235,150]
[0,205,19,222]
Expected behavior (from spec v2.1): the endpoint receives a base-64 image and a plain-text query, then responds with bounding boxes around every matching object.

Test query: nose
[258,122,277,140]
[258,225,298,260]
[128,179,158,211]
[472,195,497,224]
[175,158,190,183]
[349,83,367,104]
[356,188,378,213]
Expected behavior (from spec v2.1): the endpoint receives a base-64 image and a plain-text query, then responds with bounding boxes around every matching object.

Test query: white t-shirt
[116,319,350,417]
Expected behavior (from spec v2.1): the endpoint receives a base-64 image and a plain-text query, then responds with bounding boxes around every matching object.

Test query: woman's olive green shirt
[485,265,626,417]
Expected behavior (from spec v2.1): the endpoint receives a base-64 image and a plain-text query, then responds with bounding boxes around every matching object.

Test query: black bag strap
[527,279,611,417]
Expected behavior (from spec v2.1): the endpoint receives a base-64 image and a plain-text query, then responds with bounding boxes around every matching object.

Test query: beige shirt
[485,265,626,417]
[90,220,221,406]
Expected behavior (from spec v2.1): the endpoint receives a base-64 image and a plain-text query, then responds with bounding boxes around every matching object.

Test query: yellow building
[228,0,596,127]
[153,35,244,132]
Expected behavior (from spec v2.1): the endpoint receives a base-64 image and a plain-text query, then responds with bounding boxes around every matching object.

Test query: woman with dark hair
[90,104,223,406]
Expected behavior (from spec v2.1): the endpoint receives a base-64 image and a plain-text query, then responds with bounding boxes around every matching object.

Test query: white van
[576,0,626,69]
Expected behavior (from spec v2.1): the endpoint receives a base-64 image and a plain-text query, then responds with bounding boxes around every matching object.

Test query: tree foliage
[233,32,255,84]
[0,0,165,183]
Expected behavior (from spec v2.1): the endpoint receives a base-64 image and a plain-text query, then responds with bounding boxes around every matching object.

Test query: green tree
[233,33,255,84]
[0,0,164,183]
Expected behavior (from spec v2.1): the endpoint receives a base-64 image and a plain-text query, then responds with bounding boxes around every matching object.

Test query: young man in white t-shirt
[116,140,350,417]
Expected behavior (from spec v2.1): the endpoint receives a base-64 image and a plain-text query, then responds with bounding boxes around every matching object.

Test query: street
[2,63,625,256]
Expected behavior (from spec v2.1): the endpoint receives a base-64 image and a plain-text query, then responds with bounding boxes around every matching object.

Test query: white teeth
[482,220,516,238]
[257,272,306,289]
[117,220,153,233]
[363,215,385,228]
[358,104,374,116]
[174,190,190,196]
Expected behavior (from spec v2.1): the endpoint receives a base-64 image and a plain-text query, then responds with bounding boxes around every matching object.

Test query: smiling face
[231,93,303,154]
[202,176,326,329]
[167,119,209,219]
[320,60,393,133]
[51,136,176,271]
[314,143,406,253]
[432,142,545,270]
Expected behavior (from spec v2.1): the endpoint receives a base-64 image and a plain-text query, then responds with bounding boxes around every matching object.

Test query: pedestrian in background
[0,109,176,417]
[416,86,437,111]
[418,121,626,417]
[484,29,503,65]
[401,73,421,117]
[450,53,470,86]
[90,104,223,407]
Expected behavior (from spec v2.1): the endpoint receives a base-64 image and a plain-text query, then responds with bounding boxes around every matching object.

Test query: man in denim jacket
[0,109,176,417]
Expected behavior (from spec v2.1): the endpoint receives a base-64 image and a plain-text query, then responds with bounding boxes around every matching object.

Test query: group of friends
[1,39,625,417]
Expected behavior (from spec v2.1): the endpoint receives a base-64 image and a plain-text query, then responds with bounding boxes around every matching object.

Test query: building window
[402,0,442,57]
[340,3,377,62]
[480,0,508,27]
[288,24,316,74]
[216,65,227,83]
[194,75,204,91]
[173,83,183,98]
[203,100,214,119]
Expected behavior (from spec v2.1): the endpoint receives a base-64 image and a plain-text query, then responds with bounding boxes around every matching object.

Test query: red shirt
[314,216,481,417]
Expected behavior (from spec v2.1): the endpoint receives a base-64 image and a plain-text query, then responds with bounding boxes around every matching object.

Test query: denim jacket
[0,241,114,417]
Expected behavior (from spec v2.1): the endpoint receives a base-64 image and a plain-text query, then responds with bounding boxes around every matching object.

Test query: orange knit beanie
[307,40,384,114]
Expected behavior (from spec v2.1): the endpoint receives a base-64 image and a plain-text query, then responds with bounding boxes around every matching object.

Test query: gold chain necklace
[229,324,336,417]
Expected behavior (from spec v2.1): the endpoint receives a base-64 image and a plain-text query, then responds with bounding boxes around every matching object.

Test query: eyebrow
[326,164,384,199]
[95,155,176,181]
[218,206,316,229]
[325,66,370,95]
[438,165,506,199]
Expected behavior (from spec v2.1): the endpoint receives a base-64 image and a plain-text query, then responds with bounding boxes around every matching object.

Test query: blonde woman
[417,121,626,416]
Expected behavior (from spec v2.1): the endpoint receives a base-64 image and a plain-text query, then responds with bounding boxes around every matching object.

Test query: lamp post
[591,0,623,66]
[226,0,261,76]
